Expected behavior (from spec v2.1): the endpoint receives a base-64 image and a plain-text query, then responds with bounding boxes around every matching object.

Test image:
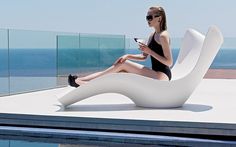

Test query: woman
[68,6,173,87]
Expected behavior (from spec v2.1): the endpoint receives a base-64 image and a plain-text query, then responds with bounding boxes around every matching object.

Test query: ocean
[0,48,236,76]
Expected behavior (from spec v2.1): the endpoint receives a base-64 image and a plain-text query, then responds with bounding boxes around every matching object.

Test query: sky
[0,0,235,38]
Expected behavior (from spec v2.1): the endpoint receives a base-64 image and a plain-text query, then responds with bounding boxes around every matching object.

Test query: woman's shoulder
[159,30,170,42]
[159,30,171,45]
[160,30,169,38]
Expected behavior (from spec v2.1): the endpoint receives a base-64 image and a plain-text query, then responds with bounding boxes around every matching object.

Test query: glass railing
[0,29,125,96]
[57,33,125,85]
[0,28,235,96]
[8,29,57,94]
[0,29,9,96]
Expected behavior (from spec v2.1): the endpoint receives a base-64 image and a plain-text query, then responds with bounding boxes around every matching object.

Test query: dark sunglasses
[146,14,160,21]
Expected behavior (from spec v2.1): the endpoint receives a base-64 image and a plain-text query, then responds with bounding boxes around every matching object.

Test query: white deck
[0,79,236,137]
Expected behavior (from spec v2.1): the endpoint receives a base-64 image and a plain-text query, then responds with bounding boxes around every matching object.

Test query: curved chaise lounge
[58,26,223,108]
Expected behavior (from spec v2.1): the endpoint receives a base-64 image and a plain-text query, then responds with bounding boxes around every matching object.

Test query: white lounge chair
[58,26,223,108]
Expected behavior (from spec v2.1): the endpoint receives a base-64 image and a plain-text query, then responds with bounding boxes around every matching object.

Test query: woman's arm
[113,53,147,65]
[114,33,153,65]
[128,33,153,61]
[127,53,148,61]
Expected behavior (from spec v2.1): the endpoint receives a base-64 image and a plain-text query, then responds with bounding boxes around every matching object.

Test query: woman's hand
[139,43,152,55]
[113,54,130,65]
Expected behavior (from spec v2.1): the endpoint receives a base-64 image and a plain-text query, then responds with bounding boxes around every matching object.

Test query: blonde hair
[149,6,167,32]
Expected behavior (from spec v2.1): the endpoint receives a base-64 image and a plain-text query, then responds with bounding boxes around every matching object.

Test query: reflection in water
[59,144,101,147]
[0,140,103,147]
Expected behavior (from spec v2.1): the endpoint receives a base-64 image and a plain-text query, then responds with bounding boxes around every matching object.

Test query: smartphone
[134,38,145,44]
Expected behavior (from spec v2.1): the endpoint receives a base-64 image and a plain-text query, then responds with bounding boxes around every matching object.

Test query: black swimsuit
[148,33,172,80]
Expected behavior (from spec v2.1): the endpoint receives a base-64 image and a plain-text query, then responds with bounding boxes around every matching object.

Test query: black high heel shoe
[68,74,80,87]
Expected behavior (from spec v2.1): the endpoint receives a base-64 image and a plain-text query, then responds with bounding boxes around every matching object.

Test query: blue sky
[0,0,235,38]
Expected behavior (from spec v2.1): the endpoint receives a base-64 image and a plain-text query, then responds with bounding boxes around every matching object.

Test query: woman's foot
[72,75,78,79]
[68,74,80,87]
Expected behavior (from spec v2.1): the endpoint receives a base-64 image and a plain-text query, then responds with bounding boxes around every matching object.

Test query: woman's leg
[75,60,168,85]
[112,60,169,80]
[75,63,127,84]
